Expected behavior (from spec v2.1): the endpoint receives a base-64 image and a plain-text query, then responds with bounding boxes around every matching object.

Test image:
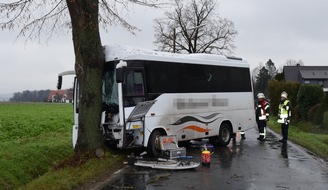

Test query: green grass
[0,103,73,189]
[20,152,124,190]
[0,103,124,190]
[268,117,328,160]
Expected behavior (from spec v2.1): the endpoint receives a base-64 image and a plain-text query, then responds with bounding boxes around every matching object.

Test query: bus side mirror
[57,76,62,90]
[116,68,124,83]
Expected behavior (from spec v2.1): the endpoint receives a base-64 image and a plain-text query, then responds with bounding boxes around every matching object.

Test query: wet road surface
[99,128,328,190]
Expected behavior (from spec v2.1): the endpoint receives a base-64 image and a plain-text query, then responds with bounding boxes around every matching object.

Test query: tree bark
[66,0,104,155]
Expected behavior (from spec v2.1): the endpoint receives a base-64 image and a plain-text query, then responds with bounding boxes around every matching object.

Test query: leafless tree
[285,59,304,66]
[153,0,237,55]
[0,0,161,156]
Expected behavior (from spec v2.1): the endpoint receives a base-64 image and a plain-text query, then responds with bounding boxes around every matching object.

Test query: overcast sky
[1,0,328,95]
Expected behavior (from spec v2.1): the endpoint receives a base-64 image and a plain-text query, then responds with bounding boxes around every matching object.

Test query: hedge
[267,80,300,116]
[297,84,324,120]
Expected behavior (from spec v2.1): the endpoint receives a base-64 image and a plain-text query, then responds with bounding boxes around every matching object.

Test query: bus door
[124,100,156,147]
[121,69,148,147]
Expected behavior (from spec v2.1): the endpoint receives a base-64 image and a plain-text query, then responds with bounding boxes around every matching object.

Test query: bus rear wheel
[147,130,163,157]
[210,123,232,146]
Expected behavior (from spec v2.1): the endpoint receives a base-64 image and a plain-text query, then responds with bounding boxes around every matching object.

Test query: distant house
[283,65,328,92]
[48,89,73,103]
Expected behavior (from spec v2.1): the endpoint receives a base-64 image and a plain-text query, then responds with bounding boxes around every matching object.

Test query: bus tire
[147,130,163,157]
[210,123,232,147]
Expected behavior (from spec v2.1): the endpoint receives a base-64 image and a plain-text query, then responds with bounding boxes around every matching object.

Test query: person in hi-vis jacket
[255,93,270,141]
[277,91,292,144]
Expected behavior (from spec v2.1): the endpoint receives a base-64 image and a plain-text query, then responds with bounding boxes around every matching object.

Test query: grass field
[0,103,125,190]
[0,103,74,189]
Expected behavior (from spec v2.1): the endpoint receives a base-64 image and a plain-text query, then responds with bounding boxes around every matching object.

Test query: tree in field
[253,59,277,97]
[0,0,160,156]
[154,0,237,54]
[9,89,50,102]
[265,59,277,78]
[255,66,271,95]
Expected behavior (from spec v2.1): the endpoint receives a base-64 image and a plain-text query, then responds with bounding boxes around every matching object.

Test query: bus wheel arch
[147,128,166,157]
[210,121,233,147]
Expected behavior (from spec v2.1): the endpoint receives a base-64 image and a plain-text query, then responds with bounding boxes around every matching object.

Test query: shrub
[308,104,321,123]
[314,104,325,125]
[292,105,301,123]
[297,84,324,120]
[309,94,328,126]
[323,111,328,129]
[323,94,328,112]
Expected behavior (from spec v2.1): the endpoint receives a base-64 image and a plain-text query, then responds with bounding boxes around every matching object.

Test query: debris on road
[127,135,200,170]
[134,159,200,170]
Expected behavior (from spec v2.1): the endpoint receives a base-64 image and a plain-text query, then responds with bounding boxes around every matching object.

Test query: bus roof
[104,45,249,68]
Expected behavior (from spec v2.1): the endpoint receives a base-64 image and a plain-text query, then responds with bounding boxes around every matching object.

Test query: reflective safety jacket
[256,100,270,121]
[277,100,292,124]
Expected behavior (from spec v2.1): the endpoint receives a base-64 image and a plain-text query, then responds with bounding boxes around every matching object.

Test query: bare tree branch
[0,0,165,42]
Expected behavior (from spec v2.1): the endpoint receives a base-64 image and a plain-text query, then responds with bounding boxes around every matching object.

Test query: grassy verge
[268,117,328,161]
[0,103,124,190]
[19,152,124,190]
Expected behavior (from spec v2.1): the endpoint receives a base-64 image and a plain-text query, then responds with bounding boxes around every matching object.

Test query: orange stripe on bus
[179,125,211,133]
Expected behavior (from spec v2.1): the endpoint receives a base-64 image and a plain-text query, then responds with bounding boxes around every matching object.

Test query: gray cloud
[220,0,328,68]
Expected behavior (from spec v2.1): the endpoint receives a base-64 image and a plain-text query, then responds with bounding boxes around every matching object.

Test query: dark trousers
[281,123,289,142]
[257,120,266,135]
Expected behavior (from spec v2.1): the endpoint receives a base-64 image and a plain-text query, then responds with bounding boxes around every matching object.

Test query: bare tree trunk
[66,0,104,155]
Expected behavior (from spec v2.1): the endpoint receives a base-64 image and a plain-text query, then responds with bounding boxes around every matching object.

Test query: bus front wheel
[147,130,163,157]
[210,123,232,146]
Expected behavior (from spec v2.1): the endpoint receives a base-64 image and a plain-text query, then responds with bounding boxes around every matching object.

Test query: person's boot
[259,135,265,141]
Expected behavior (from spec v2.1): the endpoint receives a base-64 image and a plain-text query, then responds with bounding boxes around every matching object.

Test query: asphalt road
[97,127,328,190]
